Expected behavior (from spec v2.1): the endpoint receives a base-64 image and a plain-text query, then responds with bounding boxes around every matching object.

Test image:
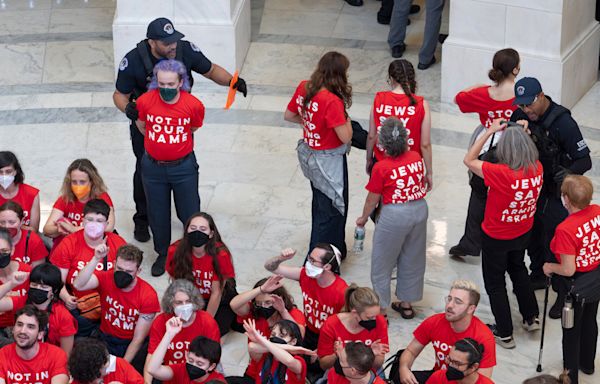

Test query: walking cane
[536,276,551,372]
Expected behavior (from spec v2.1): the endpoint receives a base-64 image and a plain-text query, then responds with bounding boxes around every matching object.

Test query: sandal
[391,301,415,319]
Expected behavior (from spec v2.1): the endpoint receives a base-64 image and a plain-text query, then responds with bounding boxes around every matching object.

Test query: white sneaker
[523,317,541,332]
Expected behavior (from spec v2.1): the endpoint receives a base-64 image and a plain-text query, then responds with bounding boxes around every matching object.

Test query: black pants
[394,350,433,384]
[481,231,539,337]
[379,0,394,18]
[130,122,148,228]
[563,300,599,384]
[454,186,486,255]
[303,328,324,382]
[100,332,149,374]
[225,375,254,384]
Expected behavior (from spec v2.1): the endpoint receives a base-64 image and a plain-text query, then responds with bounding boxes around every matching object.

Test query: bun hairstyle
[388,59,417,105]
[342,284,380,313]
[488,48,520,84]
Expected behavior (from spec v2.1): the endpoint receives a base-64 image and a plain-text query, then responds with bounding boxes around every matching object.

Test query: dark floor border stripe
[0,31,113,44]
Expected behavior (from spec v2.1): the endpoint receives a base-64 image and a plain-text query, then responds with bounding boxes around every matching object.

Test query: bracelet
[259,285,265,294]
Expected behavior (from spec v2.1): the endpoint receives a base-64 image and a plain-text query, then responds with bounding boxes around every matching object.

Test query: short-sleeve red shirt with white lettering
[136,89,205,161]
[371,91,425,161]
[12,229,48,265]
[426,369,495,384]
[165,241,235,300]
[148,311,220,365]
[0,262,31,328]
[455,86,516,128]
[166,363,225,384]
[287,80,347,150]
[366,151,427,205]
[328,370,388,384]
[0,342,68,384]
[95,271,160,340]
[299,267,347,333]
[0,184,39,227]
[482,161,543,240]
[49,230,125,298]
[256,355,307,384]
[551,204,600,272]
[72,356,143,384]
[317,314,389,358]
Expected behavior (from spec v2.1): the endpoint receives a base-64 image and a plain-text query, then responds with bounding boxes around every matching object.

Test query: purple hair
[148,59,191,92]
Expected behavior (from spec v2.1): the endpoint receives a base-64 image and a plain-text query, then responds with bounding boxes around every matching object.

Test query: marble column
[441,0,600,108]
[112,0,251,83]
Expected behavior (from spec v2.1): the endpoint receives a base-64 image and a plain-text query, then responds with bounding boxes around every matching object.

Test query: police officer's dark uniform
[510,77,592,316]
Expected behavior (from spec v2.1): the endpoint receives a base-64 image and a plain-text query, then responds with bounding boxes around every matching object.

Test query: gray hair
[495,126,539,173]
[378,117,409,157]
[161,279,205,314]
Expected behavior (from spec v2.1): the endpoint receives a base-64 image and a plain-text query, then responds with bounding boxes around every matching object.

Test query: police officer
[113,17,247,276]
[510,77,591,316]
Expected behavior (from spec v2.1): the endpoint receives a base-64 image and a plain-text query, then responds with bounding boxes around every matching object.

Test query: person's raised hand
[260,275,284,293]
[166,316,183,336]
[280,248,296,261]
[93,242,109,261]
[271,294,286,314]
[371,339,390,357]
[10,271,29,286]
[489,118,507,134]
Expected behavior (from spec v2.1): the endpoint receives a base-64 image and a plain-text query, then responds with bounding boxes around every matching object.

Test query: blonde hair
[60,159,108,203]
[342,284,380,313]
[561,175,593,210]
[450,280,480,306]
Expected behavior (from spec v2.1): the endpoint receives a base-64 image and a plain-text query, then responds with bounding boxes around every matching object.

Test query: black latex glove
[554,166,571,186]
[231,77,247,97]
[125,101,138,121]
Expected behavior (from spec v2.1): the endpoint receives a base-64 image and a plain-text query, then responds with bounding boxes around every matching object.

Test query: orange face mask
[71,184,91,200]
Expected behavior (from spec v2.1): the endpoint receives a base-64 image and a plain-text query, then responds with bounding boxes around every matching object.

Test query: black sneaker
[151,254,167,277]
[391,43,406,58]
[345,0,363,6]
[487,324,516,349]
[410,4,421,14]
[522,317,540,332]
[134,224,151,243]
[417,56,437,70]
[549,295,564,319]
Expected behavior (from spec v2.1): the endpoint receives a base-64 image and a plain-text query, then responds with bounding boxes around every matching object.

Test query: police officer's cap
[147,17,185,44]
[513,77,542,106]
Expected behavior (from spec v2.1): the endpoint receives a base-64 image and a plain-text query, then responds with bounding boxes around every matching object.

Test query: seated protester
[399,280,495,384]
[230,276,306,382]
[0,151,41,232]
[145,279,220,383]
[43,159,115,250]
[426,338,493,384]
[318,285,389,372]
[50,199,126,336]
[147,317,225,384]
[329,341,388,384]
[0,263,77,355]
[69,337,143,384]
[522,372,570,384]
[0,305,68,384]
[73,244,160,372]
[166,212,238,336]
[0,201,47,267]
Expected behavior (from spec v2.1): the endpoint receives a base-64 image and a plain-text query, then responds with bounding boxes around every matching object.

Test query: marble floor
[1,0,600,383]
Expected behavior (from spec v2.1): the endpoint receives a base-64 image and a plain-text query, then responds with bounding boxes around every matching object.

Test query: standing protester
[135,59,205,277]
[113,17,246,245]
[0,151,40,232]
[357,117,428,319]
[425,339,494,384]
[449,48,520,257]
[464,121,543,349]
[285,51,353,259]
[543,175,600,384]
[0,202,47,267]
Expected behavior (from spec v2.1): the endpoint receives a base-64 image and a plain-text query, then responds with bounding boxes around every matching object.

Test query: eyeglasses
[446,356,469,367]
[518,95,538,109]
[444,296,468,306]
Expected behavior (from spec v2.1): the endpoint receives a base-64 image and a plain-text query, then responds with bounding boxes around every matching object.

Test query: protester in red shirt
[166,212,237,335]
[0,305,69,384]
[0,228,31,334]
[425,339,494,384]
[449,48,520,259]
[285,51,353,259]
[73,244,160,372]
[318,285,389,373]
[145,279,220,383]
[68,337,143,384]
[148,317,225,384]
[0,201,47,267]
[542,175,600,384]
[327,341,387,384]
[135,59,205,278]
[0,151,41,232]
[43,159,115,250]
[464,120,542,349]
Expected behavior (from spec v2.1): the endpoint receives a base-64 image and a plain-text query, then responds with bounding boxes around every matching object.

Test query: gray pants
[388,0,445,64]
[371,199,428,307]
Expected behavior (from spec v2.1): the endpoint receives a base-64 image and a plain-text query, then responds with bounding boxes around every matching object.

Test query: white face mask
[305,261,324,278]
[174,303,194,322]
[0,175,14,190]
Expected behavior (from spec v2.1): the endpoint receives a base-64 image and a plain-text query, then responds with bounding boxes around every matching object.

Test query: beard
[15,335,37,350]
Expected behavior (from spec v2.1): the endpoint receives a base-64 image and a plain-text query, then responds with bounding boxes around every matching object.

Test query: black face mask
[269,336,287,344]
[113,271,134,289]
[445,366,466,381]
[358,319,377,331]
[0,252,10,269]
[188,230,209,247]
[185,363,207,380]
[333,358,345,377]
[28,288,50,305]
[254,306,277,319]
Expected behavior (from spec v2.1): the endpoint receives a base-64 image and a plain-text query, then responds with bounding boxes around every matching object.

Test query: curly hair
[161,279,205,314]
[304,51,352,116]
[68,338,109,383]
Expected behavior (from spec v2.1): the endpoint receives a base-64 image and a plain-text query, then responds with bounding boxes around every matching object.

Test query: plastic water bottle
[353,226,365,252]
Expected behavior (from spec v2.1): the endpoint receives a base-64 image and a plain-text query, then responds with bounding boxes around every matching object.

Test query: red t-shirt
[481,161,543,240]
[71,356,143,384]
[317,314,389,358]
[287,80,347,150]
[455,86,516,128]
[0,184,39,227]
[0,262,31,328]
[256,355,307,384]
[413,313,496,371]
[167,363,225,384]
[372,91,425,160]
[148,311,220,365]
[366,151,427,204]
[327,370,387,384]
[95,271,160,340]
[165,241,235,300]
[136,89,205,161]
[550,204,600,272]
[426,369,495,383]
[10,297,77,347]
[0,342,68,384]
[12,230,48,265]
[49,230,125,298]
[299,268,347,333]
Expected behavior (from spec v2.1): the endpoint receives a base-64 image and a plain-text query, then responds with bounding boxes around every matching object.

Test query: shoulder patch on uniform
[190,42,200,52]
[119,57,128,71]
[577,139,588,151]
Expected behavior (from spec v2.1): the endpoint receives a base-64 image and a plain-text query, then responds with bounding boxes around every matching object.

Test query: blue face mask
[159,87,178,101]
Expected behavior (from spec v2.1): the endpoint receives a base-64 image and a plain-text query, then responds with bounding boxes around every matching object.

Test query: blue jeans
[141,152,200,257]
